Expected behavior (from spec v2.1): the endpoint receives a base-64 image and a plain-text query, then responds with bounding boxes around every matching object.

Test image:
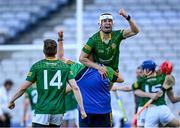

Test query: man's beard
[101,29,112,34]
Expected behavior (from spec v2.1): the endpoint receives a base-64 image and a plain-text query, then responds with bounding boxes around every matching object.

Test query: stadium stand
[0,0,179,125]
[0,0,69,44]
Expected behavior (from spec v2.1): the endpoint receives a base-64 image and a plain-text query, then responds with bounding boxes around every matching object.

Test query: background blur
[0,0,179,126]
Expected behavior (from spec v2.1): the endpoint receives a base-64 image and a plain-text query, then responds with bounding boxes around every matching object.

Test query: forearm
[57,40,64,60]
[128,19,139,34]
[111,86,132,92]
[10,88,27,103]
[172,96,180,103]
[134,89,152,98]
[10,81,32,103]
[72,86,85,112]
[80,57,99,69]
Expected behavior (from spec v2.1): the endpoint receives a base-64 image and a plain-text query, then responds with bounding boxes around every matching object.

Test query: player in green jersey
[22,84,37,127]
[8,39,87,127]
[133,60,180,127]
[57,31,124,127]
[79,8,139,77]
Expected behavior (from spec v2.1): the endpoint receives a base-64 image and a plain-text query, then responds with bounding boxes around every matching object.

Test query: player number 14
[44,70,62,89]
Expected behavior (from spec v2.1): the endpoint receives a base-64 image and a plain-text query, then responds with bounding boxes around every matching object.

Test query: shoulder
[90,31,100,40]
[112,29,124,34]
[32,59,44,67]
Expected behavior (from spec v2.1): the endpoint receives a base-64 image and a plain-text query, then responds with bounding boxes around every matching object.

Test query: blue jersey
[76,68,112,114]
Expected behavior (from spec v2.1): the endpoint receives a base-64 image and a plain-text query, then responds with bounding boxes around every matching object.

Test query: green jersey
[26,59,74,114]
[132,74,166,106]
[25,86,37,110]
[82,30,124,70]
[69,61,118,83]
[65,91,77,111]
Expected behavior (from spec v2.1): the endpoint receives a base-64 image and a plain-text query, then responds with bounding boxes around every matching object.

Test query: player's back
[138,74,166,106]
[28,59,73,114]
[76,67,111,114]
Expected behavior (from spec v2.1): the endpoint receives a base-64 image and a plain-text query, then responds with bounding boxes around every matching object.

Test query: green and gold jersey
[68,61,118,82]
[25,85,37,110]
[65,91,77,111]
[26,59,74,114]
[82,30,124,70]
[132,74,166,106]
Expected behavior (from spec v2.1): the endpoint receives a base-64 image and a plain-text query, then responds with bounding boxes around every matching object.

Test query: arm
[79,51,100,69]
[57,31,65,61]
[65,83,72,93]
[111,85,132,92]
[79,51,107,77]
[134,89,160,100]
[68,79,87,119]
[116,72,124,83]
[166,89,180,103]
[8,81,33,109]
[119,8,140,38]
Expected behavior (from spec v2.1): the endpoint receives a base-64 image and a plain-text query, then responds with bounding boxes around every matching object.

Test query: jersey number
[31,90,38,104]
[43,70,62,90]
[145,84,161,93]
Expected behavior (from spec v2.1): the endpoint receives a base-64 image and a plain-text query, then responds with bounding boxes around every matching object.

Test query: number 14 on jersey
[44,70,63,89]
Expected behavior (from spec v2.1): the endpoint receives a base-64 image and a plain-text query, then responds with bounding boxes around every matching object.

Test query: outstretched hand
[119,8,128,18]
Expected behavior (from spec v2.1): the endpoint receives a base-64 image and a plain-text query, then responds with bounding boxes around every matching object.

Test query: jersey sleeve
[106,66,118,82]
[132,82,141,90]
[67,70,75,80]
[119,29,124,40]
[82,37,94,54]
[26,65,36,82]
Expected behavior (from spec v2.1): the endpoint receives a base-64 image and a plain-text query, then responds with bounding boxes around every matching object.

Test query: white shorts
[63,109,78,120]
[32,113,64,126]
[145,105,175,127]
[137,106,147,127]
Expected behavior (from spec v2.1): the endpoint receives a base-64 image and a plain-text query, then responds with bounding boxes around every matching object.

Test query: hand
[97,66,108,78]
[149,92,162,100]
[58,31,63,39]
[119,8,128,18]
[8,102,15,110]
[81,111,87,119]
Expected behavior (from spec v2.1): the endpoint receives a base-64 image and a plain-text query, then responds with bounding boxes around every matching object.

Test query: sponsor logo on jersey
[27,72,32,76]
[111,43,116,49]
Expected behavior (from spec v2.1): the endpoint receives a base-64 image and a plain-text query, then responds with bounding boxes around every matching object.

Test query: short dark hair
[4,79,13,86]
[43,39,57,57]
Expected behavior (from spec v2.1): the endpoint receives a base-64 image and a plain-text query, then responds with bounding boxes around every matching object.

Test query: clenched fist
[119,8,128,18]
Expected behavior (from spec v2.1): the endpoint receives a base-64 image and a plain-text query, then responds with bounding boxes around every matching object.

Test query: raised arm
[57,31,65,61]
[119,8,140,39]
[68,79,87,119]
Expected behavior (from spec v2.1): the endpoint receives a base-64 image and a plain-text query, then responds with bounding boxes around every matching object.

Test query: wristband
[126,15,131,21]
[58,38,63,41]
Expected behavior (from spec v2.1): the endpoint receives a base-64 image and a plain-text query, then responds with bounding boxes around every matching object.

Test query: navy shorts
[79,112,112,127]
